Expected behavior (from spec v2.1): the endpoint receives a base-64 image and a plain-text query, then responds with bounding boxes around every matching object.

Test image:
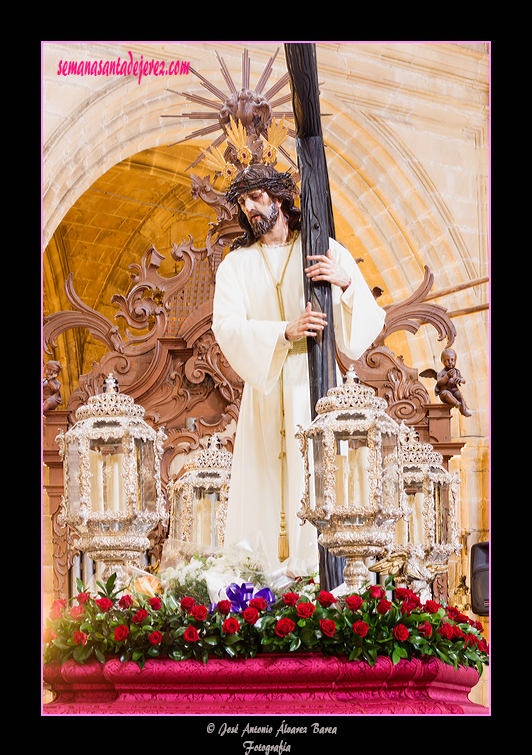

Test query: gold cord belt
[257,232,302,562]
[288,337,308,356]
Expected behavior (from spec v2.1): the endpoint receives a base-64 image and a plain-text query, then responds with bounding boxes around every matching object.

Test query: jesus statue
[212,163,385,575]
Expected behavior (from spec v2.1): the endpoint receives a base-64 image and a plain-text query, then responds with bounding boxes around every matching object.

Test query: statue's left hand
[305,249,351,290]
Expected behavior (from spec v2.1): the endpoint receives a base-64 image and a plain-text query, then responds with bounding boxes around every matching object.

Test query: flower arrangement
[43,572,488,677]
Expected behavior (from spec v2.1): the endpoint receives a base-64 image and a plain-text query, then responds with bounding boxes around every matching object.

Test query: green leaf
[202,635,220,646]
[223,633,240,645]
[73,644,92,663]
[52,638,71,651]
[289,637,301,652]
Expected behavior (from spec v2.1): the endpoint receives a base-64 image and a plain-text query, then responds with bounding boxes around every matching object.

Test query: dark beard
[250,201,279,238]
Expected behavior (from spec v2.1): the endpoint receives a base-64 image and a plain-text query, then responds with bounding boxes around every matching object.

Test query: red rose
[345,594,363,611]
[320,619,336,637]
[369,585,385,600]
[132,608,149,624]
[180,596,195,612]
[352,620,369,637]
[393,624,409,642]
[377,599,392,614]
[148,596,162,611]
[69,605,84,619]
[223,617,241,635]
[282,592,300,606]
[190,604,208,621]
[438,622,454,640]
[424,600,440,614]
[73,630,87,646]
[395,587,417,602]
[478,638,489,653]
[114,625,129,642]
[275,618,296,637]
[400,599,420,616]
[249,597,267,611]
[96,597,113,612]
[296,602,316,619]
[418,621,432,638]
[183,626,200,643]
[317,591,336,608]
[119,594,133,609]
[451,624,465,640]
[216,600,232,615]
[242,607,259,624]
[43,627,57,644]
[446,606,466,622]
[49,599,67,619]
[76,592,90,605]
[148,630,162,645]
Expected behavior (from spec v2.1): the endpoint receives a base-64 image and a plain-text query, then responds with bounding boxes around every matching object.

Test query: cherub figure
[43,360,62,412]
[421,348,471,416]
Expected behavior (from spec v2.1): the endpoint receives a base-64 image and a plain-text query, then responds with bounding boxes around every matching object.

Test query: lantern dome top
[399,427,445,468]
[75,373,146,421]
[315,365,387,415]
[183,434,232,473]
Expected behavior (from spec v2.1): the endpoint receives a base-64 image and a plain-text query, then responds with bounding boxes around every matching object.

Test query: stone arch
[317,92,488,437]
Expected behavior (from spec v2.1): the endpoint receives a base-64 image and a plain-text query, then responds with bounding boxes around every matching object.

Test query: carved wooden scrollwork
[339,346,431,427]
[373,266,457,349]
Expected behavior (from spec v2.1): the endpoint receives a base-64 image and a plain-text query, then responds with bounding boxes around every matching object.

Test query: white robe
[212,235,385,573]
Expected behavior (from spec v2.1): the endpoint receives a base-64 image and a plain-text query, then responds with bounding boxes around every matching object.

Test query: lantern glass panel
[396,489,424,546]
[135,437,157,512]
[307,434,326,516]
[192,488,219,547]
[65,437,83,522]
[334,438,370,510]
[89,437,126,513]
[434,481,450,546]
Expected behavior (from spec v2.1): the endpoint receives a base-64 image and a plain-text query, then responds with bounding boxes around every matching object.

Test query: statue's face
[237,189,280,237]
[442,352,456,369]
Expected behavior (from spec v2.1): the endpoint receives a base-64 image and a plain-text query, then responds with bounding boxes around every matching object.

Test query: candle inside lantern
[193,490,218,546]
[335,445,370,508]
[395,490,424,546]
[89,443,125,513]
[105,451,125,512]
[89,449,104,512]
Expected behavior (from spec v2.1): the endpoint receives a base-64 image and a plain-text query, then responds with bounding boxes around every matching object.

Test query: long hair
[225,164,301,249]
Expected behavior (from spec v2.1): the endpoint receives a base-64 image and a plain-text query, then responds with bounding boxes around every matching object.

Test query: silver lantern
[372,426,461,601]
[296,366,407,594]
[56,374,168,589]
[166,434,231,548]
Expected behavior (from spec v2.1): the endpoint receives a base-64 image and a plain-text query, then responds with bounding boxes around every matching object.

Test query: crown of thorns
[225,164,299,205]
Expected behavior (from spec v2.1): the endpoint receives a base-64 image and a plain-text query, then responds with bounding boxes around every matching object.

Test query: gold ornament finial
[195,115,293,189]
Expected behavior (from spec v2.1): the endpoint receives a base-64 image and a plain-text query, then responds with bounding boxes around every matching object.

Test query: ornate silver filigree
[369,426,461,600]
[296,367,406,593]
[166,434,231,547]
[56,374,168,588]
